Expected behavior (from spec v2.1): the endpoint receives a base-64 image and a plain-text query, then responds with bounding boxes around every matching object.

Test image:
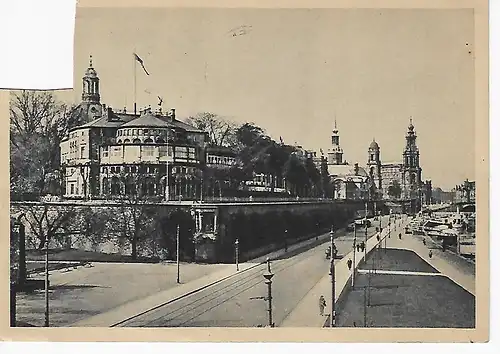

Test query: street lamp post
[44,239,50,327]
[284,229,288,252]
[235,238,239,271]
[364,200,368,262]
[176,224,180,284]
[329,226,336,327]
[379,212,382,249]
[352,223,356,287]
[263,258,274,327]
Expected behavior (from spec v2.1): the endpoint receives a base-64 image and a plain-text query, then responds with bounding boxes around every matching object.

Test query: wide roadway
[118,216,391,327]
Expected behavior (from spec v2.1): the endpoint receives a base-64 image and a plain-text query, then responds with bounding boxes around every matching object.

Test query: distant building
[323,121,369,200]
[423,180,432,204]
[453,179,475,203]
[366,119,423,201]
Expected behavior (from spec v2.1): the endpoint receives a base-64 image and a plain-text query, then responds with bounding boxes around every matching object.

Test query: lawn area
[337,249,475,328]
[359,248,439,273]
[15,261,229,327]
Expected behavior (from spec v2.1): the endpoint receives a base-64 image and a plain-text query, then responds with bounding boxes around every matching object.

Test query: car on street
[346,223,355,231]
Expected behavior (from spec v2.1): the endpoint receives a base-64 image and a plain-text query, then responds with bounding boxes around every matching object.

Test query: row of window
[69,130,86,139]
[101,165,197,175]
[117,128,169,137]
[101,145,196,159]
[207,155,235,165]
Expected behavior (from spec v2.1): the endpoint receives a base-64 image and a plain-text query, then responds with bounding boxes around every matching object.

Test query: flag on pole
[134,53,150,75]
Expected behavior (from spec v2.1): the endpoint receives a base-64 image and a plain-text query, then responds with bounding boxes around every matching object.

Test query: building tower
[80,55,102,122]
[327,119,344,165]
[402,118,422,200]
[367,139,382,190]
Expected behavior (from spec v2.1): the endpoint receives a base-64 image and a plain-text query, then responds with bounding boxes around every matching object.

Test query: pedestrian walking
[423,239,426,246]
[319,295,327,316]
[347,258,353,270]
[356,244,360,252]
[398,233,402,240]
[429,250,433,258]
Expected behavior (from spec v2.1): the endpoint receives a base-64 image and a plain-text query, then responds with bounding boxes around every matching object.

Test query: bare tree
[186,112,238,147]
[109,170,157,259]
[76,206,113,252]
[9,90,81,199]
[18,203,78,250]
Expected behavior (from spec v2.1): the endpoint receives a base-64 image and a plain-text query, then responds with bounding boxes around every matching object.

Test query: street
[118,216,390,327]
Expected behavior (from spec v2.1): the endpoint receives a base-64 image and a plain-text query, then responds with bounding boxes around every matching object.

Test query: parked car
[346,223,355,232]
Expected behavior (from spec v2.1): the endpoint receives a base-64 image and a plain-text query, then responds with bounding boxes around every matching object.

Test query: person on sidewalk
[429,250,433,258]
[347,258,353,270]
[319,295,327,316]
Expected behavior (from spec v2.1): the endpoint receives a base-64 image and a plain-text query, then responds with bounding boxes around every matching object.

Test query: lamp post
[176,224,180,284]
[284,229,288,252]
[263,258,274,327]
[379,211,382,249]
[364,199,368,262]
[352,222,356,287]
[44,239,50,327]
[329,226,336,327]
[235,238,239,271]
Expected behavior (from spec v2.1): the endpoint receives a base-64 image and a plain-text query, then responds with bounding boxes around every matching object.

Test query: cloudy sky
[59,7,475,190]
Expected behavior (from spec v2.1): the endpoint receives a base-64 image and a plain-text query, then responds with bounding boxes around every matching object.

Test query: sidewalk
[70,228,337,327]
[280,219,400,327]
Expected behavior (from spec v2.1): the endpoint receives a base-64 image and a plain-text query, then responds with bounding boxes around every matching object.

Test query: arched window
[142,177,155,196]
[123,138,130,144]
[156,137,165,143]
[102,177,109,195]
[144,138,153,144]
[125,177,136,195]
[133,138,141,143]
[111,176,120,195]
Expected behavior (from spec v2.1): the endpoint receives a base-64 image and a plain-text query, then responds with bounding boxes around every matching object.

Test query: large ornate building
[367,120,423,201]
[60,57,235,201]
[325,121,370,200]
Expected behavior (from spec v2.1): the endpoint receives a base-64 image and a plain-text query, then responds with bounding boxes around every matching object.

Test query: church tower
[402,119,422,199]
[367,139,382,190]
[80,55,102,122]
[327,119,344,165]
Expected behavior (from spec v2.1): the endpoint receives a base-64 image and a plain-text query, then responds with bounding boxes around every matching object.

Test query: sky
[57,7,475,190]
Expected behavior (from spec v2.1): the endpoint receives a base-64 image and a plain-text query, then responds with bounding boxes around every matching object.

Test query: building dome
[84,66,98,78]
[83,55,99,78]
[369,139,379,150]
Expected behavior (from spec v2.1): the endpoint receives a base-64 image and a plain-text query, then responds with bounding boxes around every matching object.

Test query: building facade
[453,179,476,204]
[60,57,235,201]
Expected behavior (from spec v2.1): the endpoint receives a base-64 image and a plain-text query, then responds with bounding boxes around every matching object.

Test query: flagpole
[133,51,137,115]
